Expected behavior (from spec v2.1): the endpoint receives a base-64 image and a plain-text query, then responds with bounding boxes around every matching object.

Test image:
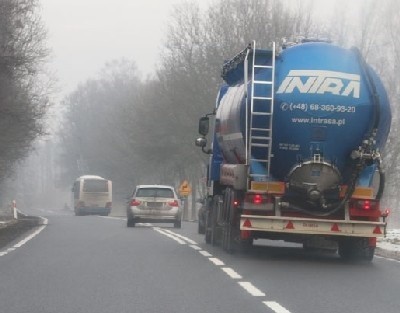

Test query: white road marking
[209,257,225,266]
[263,301,292,313]
[199,250,213,257]
[189,245,202,250]
[153,228,185,244]
[221,267,242,279]
[0,217,48,257]
[163,230,197,245]
[238,282,266,297]
[99,216,123,220]
[146,225,295,311]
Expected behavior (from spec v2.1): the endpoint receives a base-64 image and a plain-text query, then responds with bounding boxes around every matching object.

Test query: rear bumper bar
[240,215,386,237]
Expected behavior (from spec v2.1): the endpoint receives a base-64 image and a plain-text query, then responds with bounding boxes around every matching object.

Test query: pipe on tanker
[352,47,381,136]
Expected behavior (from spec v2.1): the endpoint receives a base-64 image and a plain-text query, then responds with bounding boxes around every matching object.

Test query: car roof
[136,184,175,189]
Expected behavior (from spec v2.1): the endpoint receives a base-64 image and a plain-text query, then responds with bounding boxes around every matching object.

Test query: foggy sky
[40,0,364,99]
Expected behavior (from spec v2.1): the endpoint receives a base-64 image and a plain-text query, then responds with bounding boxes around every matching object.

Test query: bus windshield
[83,179,108,192]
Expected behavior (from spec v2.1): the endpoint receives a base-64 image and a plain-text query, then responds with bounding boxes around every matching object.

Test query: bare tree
[0,0,50,180]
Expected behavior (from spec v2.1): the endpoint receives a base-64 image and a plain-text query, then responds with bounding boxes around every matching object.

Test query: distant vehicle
[127,185,182,228]
[72,175,112,216]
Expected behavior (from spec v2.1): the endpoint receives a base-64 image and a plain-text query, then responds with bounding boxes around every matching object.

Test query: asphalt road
[0,209,399,313]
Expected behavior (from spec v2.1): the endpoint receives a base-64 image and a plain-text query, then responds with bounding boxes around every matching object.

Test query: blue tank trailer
[195,40,391,261]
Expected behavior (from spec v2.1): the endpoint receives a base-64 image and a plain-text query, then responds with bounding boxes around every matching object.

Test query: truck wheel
[198,222,205,234]
[127,217,135,227]
[174,220,182,228]
[210,195,222,246]
[222,188,239,254]
[338,237,375,261]
[205,209,212,243]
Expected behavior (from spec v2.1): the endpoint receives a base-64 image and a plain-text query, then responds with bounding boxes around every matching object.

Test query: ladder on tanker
[247,41,276,182]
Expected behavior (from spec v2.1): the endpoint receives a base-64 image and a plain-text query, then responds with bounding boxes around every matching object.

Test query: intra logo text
[277,70,360,98]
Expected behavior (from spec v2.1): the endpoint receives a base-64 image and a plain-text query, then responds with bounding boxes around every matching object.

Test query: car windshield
[136,188,174,198]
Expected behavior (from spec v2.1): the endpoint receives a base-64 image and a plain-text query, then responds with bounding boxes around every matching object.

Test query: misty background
[0,0,398,226]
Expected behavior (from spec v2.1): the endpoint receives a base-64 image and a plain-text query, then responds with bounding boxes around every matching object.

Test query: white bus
[72,175,112,216]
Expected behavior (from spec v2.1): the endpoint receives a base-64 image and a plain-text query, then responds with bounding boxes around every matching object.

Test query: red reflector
[373,226,382,235]
[383,209,390,217]
[285,221,294,229]
[243,219,252,228]
[331,223,340,232]
[130,199,141,206]
[168,200,179,207]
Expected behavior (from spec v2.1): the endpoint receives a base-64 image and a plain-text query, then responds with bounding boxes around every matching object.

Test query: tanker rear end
[195,40,391,261]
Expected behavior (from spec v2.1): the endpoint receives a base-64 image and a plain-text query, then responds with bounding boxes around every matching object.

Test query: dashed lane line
[104,222,294,312]
[263,301,292,313]
[189,245,202,250]
[153,227,186,244]
[209,257,225,266]
[162,229,197,245]
[222,267,242,279]
[199,250,213,257]
[238,282,266,297]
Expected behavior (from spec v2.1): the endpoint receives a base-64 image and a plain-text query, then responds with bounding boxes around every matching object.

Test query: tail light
[130,199,141,206]
[245,193,270,205]
[105,202,112,208]
[168,200,179,207]
[356,200,378,211]
[350,199,381,218]
[233,199,240,207]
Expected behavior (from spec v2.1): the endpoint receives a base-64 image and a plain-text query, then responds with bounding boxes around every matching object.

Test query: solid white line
[238,282,265,297]
[0,217,48,257]
[199,250,213,257]
[221,267,242,279]
[209,257,225,266]
[263,301,292,313]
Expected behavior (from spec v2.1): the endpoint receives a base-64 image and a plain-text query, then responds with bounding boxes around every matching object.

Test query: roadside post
[12,200,17,219]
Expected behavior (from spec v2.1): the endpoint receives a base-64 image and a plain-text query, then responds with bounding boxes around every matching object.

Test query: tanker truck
[195,40,391,261]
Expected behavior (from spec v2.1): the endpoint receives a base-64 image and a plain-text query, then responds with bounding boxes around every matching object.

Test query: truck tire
[222,188,245,254]
[174,220,182,229]
[205,210,212,243]
[198,222,205,234]
[208,195,222,246]
[338,237,375,261]
[127,217,135,227]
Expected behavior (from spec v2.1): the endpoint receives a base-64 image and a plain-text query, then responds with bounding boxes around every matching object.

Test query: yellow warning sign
[179,180,192,197]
